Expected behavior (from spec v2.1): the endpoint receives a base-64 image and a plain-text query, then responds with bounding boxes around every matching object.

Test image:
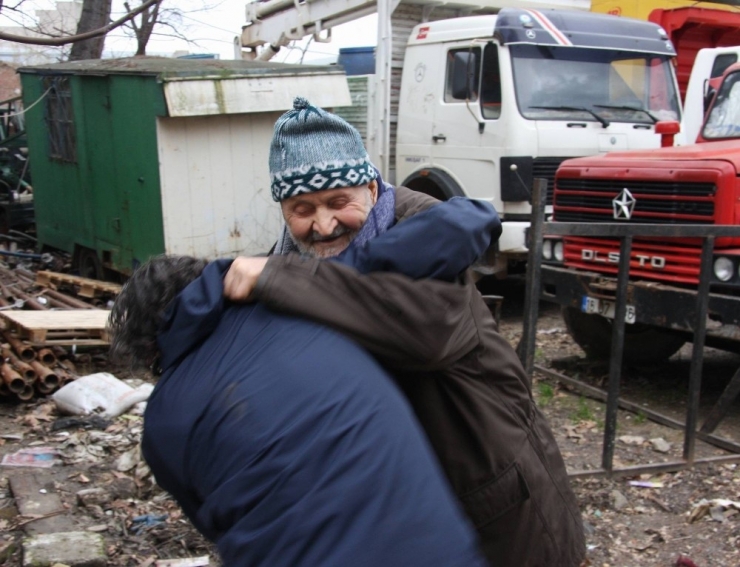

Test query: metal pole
[519,178,548,378]
[684,236,715,462]
[601,236,632,473]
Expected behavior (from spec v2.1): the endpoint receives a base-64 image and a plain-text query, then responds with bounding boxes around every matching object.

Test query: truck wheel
[77,248,103,280]
[562,307,686,365]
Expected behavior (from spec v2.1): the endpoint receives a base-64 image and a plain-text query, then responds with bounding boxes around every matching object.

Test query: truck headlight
[542,240,553,261]
[553,241,564,262]
[713,257,734,281]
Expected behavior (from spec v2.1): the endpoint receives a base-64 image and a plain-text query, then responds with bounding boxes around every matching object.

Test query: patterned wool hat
[269,96,378,202]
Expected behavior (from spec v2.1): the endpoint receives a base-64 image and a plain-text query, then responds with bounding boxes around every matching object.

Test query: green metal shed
[18,57,350,277]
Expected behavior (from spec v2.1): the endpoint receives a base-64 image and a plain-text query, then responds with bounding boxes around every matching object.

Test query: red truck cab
[541,64,740,364]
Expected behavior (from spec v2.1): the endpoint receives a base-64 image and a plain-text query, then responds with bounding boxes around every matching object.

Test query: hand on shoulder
[223,256,269,302]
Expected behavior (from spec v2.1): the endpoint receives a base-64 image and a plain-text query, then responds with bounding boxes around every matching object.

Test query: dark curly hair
[108,255,209,371]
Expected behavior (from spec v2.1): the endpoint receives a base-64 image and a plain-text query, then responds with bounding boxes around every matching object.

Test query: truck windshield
[702,70,740,139]
[510,45,680,124]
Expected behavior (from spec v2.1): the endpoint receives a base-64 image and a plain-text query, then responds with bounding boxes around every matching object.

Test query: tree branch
[0,0,163,46]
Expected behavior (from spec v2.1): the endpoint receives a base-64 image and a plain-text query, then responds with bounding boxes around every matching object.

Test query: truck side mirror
[451,51,479,100]
[655,120,680,147]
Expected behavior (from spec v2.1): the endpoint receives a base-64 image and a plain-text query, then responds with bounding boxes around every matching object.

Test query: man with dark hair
[224,97,586,566]
[109,254,488,567]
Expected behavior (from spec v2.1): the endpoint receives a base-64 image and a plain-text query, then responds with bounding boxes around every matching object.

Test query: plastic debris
[52,372,154,419]
[688,498,740,523]
[155,558,209,567]
[131,514,169,534]
[628,480,664,488]
[50,415,111,431]
[1,447,61,468]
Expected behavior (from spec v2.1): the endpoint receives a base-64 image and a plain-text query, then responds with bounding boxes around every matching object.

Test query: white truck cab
[396,8,681,273]
[682,45,740,145]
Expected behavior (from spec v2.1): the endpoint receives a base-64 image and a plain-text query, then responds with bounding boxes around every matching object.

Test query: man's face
[281,181,378,258]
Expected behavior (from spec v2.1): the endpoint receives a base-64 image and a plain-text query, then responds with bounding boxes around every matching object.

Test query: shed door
[156,112,285,258]
[83,76,132,267]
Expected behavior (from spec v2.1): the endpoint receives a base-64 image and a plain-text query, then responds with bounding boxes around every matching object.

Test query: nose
[312,207,337,236]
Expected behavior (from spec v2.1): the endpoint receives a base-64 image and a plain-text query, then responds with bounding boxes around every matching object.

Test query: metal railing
[520,178,740,477]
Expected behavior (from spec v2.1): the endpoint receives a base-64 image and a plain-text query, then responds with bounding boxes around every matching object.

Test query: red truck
[540,63,740,364]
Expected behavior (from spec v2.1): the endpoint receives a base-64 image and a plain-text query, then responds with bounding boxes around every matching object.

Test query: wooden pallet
[0,309,110,345]
[35,271,122,299]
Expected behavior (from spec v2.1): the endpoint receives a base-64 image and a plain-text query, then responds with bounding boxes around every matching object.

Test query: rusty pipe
[8,287,48,310]
[3,346,37,382]
[58,358,77,375]
[35,380,57,395]
[3,332,35,362]
[30,361,60,390]
[39,288,95,310]
[1,363,26,393]
[36,294,75,309]
[37,348,56,366]
[51,346,69,361]
[53,366,73,384]
[16,383,34,401]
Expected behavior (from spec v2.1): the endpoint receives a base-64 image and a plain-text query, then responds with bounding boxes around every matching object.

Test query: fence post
[601,236,632,473]
[520,178,548,378]
[684,236,715,462]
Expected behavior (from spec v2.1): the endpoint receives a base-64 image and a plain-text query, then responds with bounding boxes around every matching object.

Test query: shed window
[43,76,76,163]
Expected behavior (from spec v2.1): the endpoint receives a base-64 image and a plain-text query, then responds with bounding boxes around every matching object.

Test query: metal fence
[520,178,740,478]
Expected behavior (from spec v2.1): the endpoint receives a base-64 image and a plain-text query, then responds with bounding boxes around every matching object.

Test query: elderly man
[224,97,586,566]
[108,255,488,567]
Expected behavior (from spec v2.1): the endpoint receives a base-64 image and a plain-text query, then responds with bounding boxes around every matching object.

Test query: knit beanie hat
[269,97,378,202]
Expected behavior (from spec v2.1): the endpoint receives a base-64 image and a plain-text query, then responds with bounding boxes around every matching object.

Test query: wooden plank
[27,338,109,347]
[9,473,68,535]
[35,271,121,296]
[0,310,110,346]
[0,310,110,331]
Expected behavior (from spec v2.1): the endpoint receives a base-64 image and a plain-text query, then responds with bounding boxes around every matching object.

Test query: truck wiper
[593,104,659,124]
[529,105,610,128]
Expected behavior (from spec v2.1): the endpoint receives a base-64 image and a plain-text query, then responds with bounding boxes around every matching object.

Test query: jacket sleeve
[335,195,501,281]
[254,254,479,371]
[253,192,498,369]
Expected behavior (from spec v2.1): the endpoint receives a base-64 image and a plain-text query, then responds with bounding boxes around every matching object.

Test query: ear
[368,180,379,205]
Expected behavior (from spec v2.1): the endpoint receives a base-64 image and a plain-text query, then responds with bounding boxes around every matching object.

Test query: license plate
[581,296,636,324]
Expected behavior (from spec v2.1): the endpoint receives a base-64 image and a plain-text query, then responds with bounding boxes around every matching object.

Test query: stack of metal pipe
[0,338,77,400]
[0,263,103,400]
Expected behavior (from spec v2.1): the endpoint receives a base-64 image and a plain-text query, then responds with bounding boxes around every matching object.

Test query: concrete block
[22,531,106,567]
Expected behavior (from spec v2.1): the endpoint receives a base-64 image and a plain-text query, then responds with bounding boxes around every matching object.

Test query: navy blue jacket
[143,261,488,566]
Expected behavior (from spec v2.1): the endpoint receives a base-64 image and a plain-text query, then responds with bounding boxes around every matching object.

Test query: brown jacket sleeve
[393,185,440,221]
[253,253,479,371]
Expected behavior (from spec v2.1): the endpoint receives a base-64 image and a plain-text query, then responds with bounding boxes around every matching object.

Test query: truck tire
[562,307,686,365]
[402,169,465,201]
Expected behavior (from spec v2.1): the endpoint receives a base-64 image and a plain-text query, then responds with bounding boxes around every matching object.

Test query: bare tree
[69,0,114,60]
[124,0,161,56]
[121,0,221,57]
[0,0,163,48]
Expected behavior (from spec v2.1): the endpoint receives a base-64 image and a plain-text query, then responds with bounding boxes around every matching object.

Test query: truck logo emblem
[525,29,536,39]
[415,63,426,82]
[417,26,430,40]
[612,189,636,220]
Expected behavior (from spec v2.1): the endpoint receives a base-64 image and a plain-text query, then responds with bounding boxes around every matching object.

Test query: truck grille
[534,157,573,205]
[554,178,716,223]
[564,237,702,285]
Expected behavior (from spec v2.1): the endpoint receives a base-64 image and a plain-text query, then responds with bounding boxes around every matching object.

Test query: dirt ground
[0,276,738,567]
[493,279,740,567]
